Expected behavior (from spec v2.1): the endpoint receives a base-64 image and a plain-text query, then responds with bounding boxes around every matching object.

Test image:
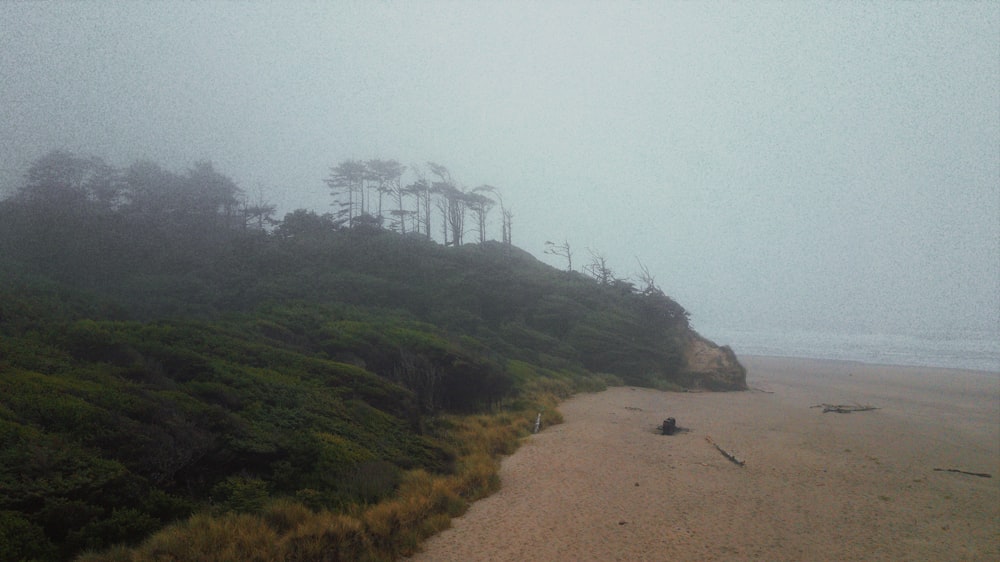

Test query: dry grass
[77,512,282,562]
[280,511,370,562]
[77,406,548,561]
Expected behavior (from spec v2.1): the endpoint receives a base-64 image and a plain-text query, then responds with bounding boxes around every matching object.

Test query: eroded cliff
[676,331,747,391]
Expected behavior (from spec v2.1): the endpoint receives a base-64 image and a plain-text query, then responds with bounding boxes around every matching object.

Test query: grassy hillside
[0,159,706,561]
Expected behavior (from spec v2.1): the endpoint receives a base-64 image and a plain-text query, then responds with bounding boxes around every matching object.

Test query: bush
[67,508,161,553]
[0,510,58,562]
[212,476,270,513]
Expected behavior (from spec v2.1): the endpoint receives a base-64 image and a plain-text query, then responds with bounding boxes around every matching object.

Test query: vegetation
[0,151,695,561]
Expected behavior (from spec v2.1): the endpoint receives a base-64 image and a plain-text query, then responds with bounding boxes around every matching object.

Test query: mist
[2,1,997,363]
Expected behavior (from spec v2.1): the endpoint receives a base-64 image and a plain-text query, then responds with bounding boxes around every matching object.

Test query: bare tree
[545,239,573,271]
[239,187,277,232]
[445,185,466,246]
[635,258,662,296]
[636,258,690,324]
[584,248,615,285]
[502,206,513,249]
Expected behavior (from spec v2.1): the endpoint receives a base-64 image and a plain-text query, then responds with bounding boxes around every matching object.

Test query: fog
[2,2,997,349]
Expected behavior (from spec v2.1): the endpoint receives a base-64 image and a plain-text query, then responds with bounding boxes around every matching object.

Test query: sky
[2,1,998,345]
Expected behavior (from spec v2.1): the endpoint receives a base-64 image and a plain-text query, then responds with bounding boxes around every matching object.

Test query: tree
[9,151,118,284]
[276,208,337,239]
[635,258,690,326]
[117,158,249,280]
[184,160,242,224]
[122,160,242,228]
[122,160,190,225]
[502,206,513,249]
[474,185,512,251]
[584,248,615,285]
[545,239,573,271]
[444,185,467,246]
[434,193,449,246]
[635,259,662,296]
[18,149,88,206]
[325,160,367,228]
[467,188,495,244]
[16,150,119,212]
[404,164,434,239]
[85,158,124,211]
[239,190,278,232]
[427,162,466,246]
[367,159,407,232]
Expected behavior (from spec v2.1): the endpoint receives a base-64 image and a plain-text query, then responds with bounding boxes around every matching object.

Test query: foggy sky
[2,1,998,342]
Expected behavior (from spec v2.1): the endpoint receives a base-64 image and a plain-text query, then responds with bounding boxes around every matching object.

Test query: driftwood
[933,468,992,478]
[705,436,745,467]
[810,403,879,414]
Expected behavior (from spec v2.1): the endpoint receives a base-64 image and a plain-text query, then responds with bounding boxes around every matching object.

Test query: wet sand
[411,356,1000,561]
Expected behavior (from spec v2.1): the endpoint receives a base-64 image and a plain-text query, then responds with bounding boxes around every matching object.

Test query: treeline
[0,149,692,383]
[325,159,512,248]
[1,150,681,309]
[2,151,270,291]
[0,152,517,281]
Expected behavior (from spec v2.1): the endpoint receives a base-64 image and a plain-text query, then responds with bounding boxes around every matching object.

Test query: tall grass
[76,406,545,561]
[78,512,282,562]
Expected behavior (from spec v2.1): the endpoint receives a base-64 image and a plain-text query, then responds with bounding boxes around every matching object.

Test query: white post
[533,412,542,434]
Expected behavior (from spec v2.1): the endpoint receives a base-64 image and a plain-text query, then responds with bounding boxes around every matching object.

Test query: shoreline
[739,353,1000,376]
[411,355,1000,561]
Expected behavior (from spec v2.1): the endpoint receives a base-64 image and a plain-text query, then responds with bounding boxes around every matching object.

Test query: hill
[0,153,744,560]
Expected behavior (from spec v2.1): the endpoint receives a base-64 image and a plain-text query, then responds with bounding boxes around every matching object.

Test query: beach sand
[410,356,1000,561]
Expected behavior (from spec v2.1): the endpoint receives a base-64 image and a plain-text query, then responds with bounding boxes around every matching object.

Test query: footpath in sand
[411,356,1000,561]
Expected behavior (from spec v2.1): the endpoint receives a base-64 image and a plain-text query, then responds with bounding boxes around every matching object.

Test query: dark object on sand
[933,467,992,478]
[661,417,677,435]
[705,435,745,467]
[810,403,879,414]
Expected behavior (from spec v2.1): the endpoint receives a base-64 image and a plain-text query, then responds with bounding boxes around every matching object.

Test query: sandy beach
[411,356,1000,561]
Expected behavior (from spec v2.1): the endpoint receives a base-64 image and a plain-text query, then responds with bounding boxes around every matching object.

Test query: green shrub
[212,476,270,513]
[0,510,58,562]
[67,508,161,552]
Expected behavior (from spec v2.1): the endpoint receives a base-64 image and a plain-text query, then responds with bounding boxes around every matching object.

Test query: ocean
[698,328,1000,373]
